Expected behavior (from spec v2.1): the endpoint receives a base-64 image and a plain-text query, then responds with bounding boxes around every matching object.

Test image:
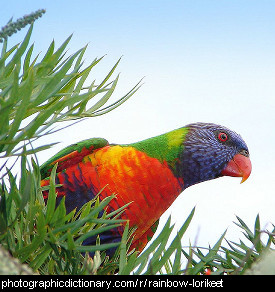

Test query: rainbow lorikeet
[41,122,251,253]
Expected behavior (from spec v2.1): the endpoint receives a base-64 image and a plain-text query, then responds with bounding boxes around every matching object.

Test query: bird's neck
[129,127,188,163]
[128,127,189,188]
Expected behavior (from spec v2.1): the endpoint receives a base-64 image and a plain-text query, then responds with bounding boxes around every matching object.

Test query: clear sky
[2,0,275,252]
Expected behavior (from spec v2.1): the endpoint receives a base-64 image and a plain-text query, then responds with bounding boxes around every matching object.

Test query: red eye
[218,132,228,142]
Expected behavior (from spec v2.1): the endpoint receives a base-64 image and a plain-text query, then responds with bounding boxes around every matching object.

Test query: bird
[41,122,252,254]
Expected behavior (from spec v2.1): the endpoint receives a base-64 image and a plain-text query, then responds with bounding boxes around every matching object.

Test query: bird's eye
[218,132,228,142]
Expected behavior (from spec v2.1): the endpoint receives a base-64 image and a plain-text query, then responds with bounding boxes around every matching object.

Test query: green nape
[127,127,189,166]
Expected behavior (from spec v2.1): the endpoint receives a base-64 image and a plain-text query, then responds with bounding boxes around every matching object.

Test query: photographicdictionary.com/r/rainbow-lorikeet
[41,122,252,254]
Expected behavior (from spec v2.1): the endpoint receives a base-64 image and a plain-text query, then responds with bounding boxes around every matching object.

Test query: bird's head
[176,122,252,188]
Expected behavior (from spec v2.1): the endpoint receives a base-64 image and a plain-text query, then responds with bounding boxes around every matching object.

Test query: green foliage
[0,23,141,158]
[116,208,195,275]
[183,215,275,275]
[0,156,125,274]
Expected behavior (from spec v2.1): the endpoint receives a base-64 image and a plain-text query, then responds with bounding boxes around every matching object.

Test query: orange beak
[221,153,252,183]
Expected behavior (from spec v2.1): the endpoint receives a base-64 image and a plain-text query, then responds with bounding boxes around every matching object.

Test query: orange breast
[80,145,183,239]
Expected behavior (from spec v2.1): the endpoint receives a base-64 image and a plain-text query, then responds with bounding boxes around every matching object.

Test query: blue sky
[2,1,275,252]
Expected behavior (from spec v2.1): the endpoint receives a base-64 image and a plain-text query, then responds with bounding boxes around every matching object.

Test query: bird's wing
[40,137,109,179]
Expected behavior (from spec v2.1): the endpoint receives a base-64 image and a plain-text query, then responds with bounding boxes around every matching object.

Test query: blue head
[175,123,251,188]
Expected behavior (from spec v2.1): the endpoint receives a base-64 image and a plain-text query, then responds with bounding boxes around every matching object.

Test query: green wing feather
[40,137,108,179]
